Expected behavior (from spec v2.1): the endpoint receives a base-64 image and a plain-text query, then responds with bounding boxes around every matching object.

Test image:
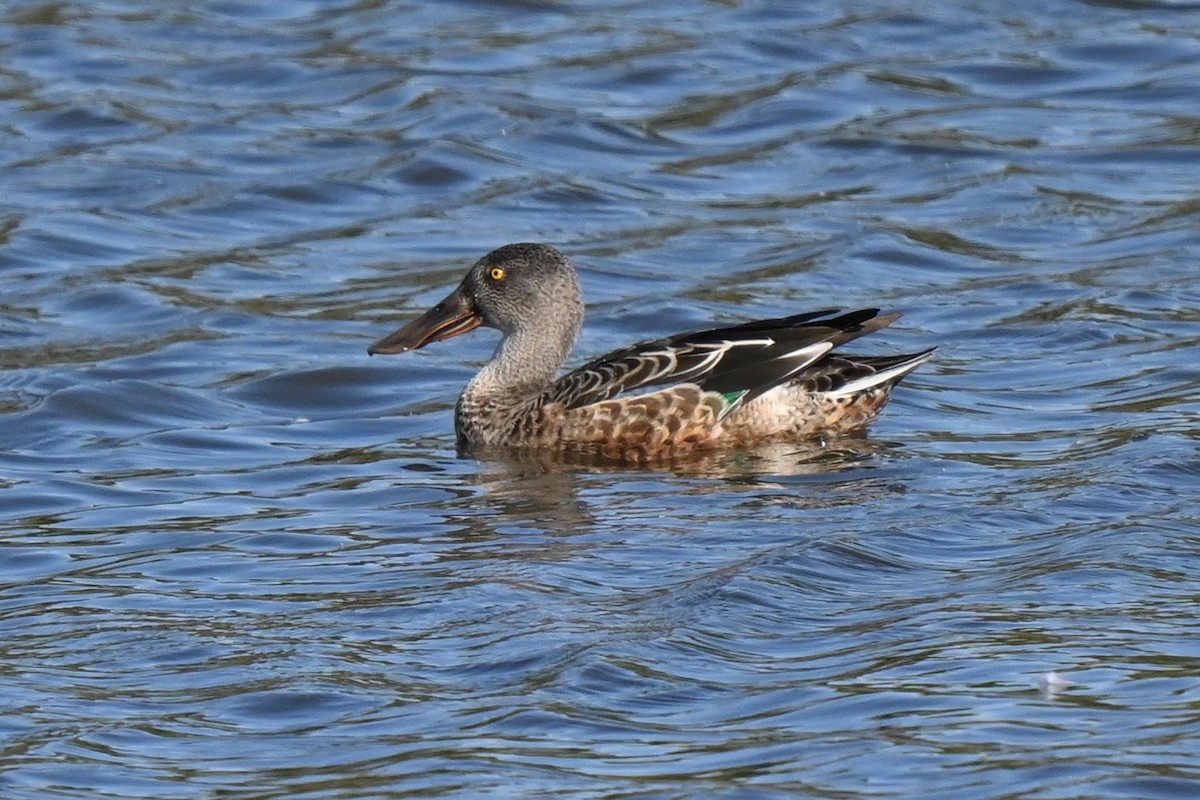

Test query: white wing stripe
[774,342,833,381]
[652,337,777,382]
[828,356,928,396]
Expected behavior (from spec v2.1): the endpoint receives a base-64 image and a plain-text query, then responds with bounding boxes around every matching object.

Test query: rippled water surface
[3,1,1200,797]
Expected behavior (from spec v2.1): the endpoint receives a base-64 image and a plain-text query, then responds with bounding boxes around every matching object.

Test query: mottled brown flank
[459,383,900,464]
[553,385,722,463]
[814,389,892,432]
[718,385,895,447]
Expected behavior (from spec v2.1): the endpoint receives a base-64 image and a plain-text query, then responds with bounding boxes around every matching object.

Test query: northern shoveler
[369,243,934,463]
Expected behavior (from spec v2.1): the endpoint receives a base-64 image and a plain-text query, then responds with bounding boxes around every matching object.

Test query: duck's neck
[464,322,578,406]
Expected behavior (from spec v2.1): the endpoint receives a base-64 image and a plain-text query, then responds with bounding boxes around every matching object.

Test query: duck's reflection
[454,435,909,539]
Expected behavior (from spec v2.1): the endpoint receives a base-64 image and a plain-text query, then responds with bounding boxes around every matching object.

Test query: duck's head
[368,242,584,356]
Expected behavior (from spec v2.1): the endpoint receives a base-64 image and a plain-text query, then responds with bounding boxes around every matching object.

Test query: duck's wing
[787,350,937,397]
[545,308,900,417]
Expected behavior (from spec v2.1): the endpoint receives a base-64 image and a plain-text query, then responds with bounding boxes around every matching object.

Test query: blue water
[2,1,1199,798]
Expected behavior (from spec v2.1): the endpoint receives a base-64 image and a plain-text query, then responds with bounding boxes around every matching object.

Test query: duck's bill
[368,287,482,355]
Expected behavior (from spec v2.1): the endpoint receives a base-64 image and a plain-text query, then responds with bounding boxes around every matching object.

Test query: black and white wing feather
[545,308,897,413]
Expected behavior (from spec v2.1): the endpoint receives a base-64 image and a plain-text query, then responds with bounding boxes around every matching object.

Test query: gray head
[462,243,583,337]
[368,243,584,360]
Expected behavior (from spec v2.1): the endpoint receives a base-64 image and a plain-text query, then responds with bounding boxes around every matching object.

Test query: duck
[369,243,934,463]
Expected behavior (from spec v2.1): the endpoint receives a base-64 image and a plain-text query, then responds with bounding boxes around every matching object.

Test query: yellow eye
[489,267,506,281]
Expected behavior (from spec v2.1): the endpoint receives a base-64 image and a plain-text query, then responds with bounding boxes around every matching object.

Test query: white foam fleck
[1038,671,1073,698]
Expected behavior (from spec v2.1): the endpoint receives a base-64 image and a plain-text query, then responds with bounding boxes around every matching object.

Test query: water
[2,0,1199,797]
